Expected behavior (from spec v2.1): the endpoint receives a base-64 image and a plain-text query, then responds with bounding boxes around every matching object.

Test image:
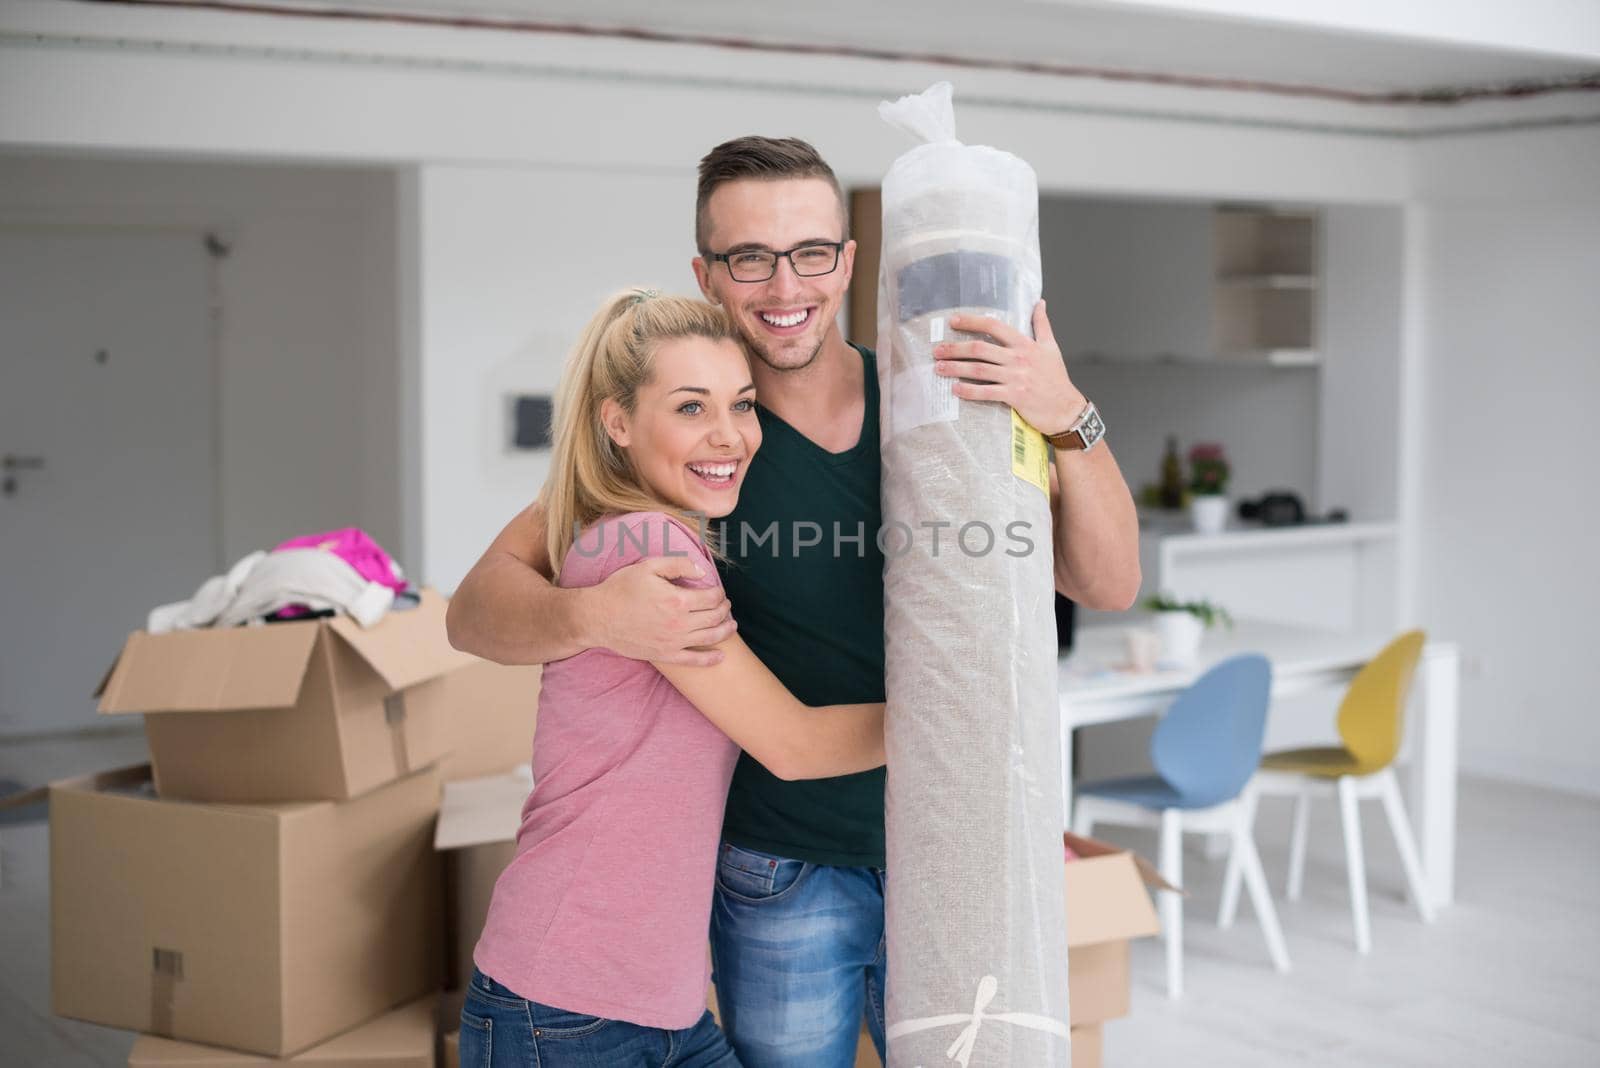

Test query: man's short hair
[695,136,847,253]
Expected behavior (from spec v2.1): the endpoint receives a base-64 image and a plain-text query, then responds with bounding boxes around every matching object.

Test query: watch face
[1079,406,1106,445]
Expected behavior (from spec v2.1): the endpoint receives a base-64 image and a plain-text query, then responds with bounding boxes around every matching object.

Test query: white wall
[1320,204,1404,521]
[409,164,698,589]
[0,156,404,570]
[1070,362,1320,510]
[1410,125,1600,796]
[1041,197,1213,360]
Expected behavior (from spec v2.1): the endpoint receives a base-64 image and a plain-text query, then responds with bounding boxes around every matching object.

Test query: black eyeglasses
[706,241,844,283]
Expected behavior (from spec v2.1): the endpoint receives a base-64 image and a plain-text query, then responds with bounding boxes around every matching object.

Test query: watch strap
[1046,400,1100,452]
[1046,426,1088,451]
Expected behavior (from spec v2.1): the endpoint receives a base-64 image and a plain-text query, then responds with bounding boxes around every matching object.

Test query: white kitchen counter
[1145,517,1397,554]
[1083,514,1401,633]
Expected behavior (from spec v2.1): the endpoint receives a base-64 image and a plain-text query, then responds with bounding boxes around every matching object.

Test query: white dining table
[1059,618,1460,909]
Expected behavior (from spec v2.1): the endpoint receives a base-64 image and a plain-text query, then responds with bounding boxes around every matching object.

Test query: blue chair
[1071,654,1290,998]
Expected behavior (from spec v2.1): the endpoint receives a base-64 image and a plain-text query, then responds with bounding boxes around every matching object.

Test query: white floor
[1101,773,1600,1067]
[2,731,1597,1066]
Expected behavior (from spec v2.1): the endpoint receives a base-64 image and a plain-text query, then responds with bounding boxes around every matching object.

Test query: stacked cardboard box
[126,997,438,1067]
[94,589,476,803]
[53,763,443,1057]
[38,588,541,1066]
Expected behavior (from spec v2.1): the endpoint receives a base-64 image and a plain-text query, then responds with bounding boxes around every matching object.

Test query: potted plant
[1143,592,1233,666]
[1187,442,1231,535]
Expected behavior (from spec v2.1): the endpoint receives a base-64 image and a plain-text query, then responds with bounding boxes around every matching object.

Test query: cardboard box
[433,768,528,990]
[1071,1022,1103,1068]
[1063,832,1166,1027]
[52,764,443,1057]
[855,1024,880,1067]
[423,659,541,783]
[96,588,476,802]
[439,988,468,1043]
[126,996,436,1066]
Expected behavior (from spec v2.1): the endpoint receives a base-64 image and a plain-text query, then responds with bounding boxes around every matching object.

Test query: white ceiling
[300,0,1599,99]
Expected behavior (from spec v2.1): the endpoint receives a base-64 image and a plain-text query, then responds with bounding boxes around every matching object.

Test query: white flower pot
[1154,610,1205,667]
[1190,494,1229,535]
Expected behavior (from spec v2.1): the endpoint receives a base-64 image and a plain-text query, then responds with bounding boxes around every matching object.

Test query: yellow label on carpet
[1011,409,1049,494]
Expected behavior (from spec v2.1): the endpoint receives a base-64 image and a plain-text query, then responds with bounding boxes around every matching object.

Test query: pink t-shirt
[473,511,739,1030]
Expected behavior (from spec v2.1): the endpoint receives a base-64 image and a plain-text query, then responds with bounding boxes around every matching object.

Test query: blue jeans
[709,842,887,1068]
[459,968,741,1067]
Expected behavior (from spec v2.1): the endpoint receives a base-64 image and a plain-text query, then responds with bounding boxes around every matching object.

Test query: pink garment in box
[273,528,407,590]
[270,528,407,621]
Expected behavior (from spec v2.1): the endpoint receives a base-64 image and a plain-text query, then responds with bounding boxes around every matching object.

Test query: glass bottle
[1159,436,1184,509]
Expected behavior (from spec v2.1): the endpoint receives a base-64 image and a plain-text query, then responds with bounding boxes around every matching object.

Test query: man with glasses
[446,136,1141,1067]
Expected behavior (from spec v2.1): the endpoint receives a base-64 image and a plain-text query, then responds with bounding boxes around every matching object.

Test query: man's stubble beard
[737,328,824,375]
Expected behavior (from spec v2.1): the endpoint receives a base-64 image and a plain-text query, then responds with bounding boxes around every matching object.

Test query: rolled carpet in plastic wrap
[877,82,1070,1068]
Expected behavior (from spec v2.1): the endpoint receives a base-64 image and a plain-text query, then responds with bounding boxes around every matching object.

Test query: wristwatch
[1045,399,1106,453]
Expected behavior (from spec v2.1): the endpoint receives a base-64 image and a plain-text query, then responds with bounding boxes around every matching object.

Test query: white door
[0,227,217,736]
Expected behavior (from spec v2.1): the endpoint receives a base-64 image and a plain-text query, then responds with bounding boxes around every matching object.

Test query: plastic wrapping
[876,82,1070,1067]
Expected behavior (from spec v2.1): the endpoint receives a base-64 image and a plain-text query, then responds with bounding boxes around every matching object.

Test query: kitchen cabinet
[1212,206,1320,365]
[1039,197,1321,367]
[1132,517,1399,632]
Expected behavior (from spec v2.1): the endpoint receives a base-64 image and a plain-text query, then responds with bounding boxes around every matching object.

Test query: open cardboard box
[126,995,436,1067]
[1062,831,1169,1028]
[96,588,477,803]
[50,764,443,1057]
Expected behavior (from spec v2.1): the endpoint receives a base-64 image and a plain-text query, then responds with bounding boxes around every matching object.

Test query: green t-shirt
[714,343,887,868]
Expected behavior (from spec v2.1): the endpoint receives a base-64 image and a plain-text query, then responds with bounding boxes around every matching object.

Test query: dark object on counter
[1237,492,1351,526]
[1238,490,1306,526]
[1055,593,1077,653]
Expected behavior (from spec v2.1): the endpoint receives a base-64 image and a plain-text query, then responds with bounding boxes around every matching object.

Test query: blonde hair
[541,288,737,571]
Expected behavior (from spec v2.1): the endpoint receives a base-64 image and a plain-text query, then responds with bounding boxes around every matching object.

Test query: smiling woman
[461,287,891,1067]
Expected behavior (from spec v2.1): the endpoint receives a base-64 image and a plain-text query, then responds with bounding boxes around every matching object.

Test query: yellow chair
[1217,631,1435,954]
